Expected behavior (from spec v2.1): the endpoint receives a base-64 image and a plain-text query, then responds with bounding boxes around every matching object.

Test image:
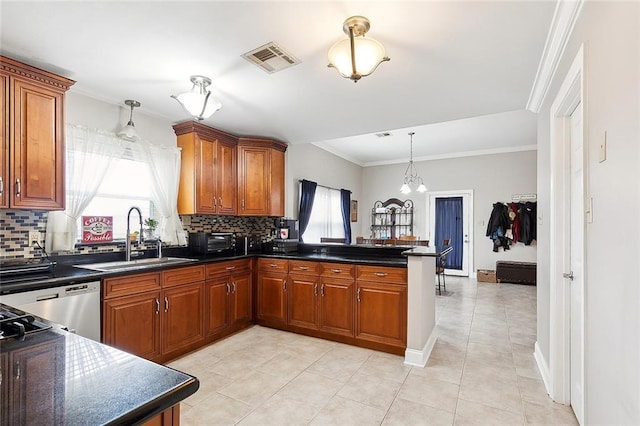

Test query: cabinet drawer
[162,265,205,287]
[103,272,161,299]
[206,259,251,278]
[356,265,407,284]
[257,258,288,273]
[320,263,355,279]
[289,260,321,275]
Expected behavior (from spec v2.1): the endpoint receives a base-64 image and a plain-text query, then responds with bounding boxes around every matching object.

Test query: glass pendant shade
[172,75,222,120]
[400,183,411,194]
[117,100,141,141]
[328,36,388,80]
[327,16,390,82]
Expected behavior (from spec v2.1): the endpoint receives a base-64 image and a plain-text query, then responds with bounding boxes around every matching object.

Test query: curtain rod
[298,179,351,193]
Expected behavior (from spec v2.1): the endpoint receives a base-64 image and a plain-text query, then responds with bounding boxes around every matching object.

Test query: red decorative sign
[82,216,113,243]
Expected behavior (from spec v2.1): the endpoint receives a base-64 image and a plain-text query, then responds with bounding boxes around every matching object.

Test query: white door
[427,191,473,277]
[569,102,585,424]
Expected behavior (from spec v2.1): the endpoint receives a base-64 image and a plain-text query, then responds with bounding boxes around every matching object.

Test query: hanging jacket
[508,202,521,243]
[519,202,537,245]
[486,202,510,238]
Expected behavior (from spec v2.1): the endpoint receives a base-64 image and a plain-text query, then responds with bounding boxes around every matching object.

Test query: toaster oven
[188,232,235,255]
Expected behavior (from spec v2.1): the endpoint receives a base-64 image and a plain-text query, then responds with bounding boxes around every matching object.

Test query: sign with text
[82,216,113,243]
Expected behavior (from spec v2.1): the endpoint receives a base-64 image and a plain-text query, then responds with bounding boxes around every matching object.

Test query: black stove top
[0,304,52,340]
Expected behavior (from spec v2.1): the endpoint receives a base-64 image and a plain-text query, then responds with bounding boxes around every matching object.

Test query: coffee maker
[274,218,299,240]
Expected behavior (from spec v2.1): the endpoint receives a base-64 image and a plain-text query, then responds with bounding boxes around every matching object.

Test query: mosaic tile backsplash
[0,210,278,260]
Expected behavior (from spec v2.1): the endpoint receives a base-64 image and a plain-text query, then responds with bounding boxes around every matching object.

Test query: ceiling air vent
[375,132,392,138]
[242,42,301,74]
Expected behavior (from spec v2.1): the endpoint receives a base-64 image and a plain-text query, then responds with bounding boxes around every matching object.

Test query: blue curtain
[435,197,463,270]
[340,189,352,244]
[298,180,317,242]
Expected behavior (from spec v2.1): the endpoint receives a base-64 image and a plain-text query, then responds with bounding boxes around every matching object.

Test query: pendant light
[327,16,390,82]
[117,100,141,141]
[172,75,222,120]
[400,132,427,194]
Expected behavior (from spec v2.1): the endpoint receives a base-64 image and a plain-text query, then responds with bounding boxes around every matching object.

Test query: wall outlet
[29,231,41,246]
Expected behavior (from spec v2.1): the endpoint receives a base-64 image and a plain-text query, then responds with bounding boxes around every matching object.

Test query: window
[302,186,345,243]
[73,156,156,240]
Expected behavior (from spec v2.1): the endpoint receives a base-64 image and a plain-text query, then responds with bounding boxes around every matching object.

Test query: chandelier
[400,132,427,194]
[327,16,390,82]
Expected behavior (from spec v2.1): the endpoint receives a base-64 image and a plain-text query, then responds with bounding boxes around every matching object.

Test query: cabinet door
[230,272,252,324]
[287,274,318,330]
[162,283,204,355]
[7,338,65,425]
[0,72,8,209]
[103,291,162,361]
[355,281,407,347]
[205,278,230,336]
[237,145,269,215]
[195,136,216,214]
[256,272,287,323]
[10,77,65,210]
[319,277,354,337]
[216,140,236,215]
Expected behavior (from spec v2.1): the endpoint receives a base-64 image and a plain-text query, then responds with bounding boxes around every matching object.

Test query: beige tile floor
[167,277,578,425]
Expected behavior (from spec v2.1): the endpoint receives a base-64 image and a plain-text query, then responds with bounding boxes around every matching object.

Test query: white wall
[362,150,537,271]
[66,92,177,147]
[536,2,640,424]
[285,143,363,237]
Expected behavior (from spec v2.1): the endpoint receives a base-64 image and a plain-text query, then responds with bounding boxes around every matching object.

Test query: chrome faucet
[157,237,163,259]
[125,206,143,262]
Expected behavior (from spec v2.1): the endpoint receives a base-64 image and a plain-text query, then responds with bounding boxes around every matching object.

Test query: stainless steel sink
[73,257,198,272]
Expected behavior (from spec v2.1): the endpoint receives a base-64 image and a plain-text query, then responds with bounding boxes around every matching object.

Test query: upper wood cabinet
[173,121,237,215]
[237,137,286,217]
[1,56,74,210]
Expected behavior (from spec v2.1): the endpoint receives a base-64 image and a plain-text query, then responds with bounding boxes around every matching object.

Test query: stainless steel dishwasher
[0,281,101,342]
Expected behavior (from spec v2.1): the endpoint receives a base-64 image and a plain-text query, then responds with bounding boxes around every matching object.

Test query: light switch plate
[29,231,41,246]
[599,131,607,163]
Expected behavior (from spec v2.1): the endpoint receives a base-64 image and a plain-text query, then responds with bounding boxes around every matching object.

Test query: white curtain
[46,124,185,251]
[142,143,187,246]
[46,125,125,252]
[302,186,345,243]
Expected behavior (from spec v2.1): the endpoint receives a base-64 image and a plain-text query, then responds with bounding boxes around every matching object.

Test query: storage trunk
[496,261,536,285]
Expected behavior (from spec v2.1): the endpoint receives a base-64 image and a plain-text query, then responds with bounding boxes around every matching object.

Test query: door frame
[425,190,474,277]
[547,43,586,422]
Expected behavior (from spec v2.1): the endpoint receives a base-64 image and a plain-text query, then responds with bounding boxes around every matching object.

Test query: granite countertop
[1,245,409,295]
[0,325,199,425]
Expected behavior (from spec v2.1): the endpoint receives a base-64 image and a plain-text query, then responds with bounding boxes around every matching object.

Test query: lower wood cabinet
[318,277,354,337]
[287,273,319,329]
[204,260,252,337]
[103,266,205,363]
[355,274,407,348]
[256,272,287,324]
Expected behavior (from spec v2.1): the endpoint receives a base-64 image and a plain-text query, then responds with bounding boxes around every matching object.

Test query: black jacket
[486,202,510,237]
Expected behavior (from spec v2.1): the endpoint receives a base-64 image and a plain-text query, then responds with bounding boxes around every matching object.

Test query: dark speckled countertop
[0,320,198,425]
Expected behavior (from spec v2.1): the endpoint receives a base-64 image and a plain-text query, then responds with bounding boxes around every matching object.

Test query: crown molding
[526,0,584,113]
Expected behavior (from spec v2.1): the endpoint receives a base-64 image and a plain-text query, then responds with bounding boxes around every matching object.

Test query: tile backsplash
[0,210,278,260]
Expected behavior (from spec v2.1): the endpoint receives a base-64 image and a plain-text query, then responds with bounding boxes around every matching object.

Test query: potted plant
[144,218,158,240]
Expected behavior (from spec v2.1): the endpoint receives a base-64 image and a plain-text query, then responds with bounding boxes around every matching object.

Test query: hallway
[168,278,578,425]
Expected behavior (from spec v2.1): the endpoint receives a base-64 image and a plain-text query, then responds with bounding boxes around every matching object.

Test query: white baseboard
[534,341,551,395]
[404,328,438,367]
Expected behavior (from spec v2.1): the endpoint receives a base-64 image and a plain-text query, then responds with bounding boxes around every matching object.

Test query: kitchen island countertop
[0,316,199,425]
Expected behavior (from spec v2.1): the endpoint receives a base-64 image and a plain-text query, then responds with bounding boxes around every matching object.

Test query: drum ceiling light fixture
[327,15,390,82]
[172,75,222,120]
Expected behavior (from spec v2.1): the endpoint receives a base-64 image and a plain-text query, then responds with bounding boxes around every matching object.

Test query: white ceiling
[0,1,555,165]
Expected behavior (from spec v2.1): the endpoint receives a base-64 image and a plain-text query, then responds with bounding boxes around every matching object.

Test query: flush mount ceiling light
[327,15,390,82]
[400,132,427,194]
[117,100,141,141]
[171,75,222,120]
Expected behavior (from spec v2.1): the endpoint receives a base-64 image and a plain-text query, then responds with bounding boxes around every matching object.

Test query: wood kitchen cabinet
[256,258,288,324]
[1,334,65,425]
[103,266,206,363]
[355,265,407,348]
[1,56,74,210]
[319,263,355,337]
[205,259,252,338]
[173,121,237,215]
[237,137,286,216]
[287,260,321,330]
